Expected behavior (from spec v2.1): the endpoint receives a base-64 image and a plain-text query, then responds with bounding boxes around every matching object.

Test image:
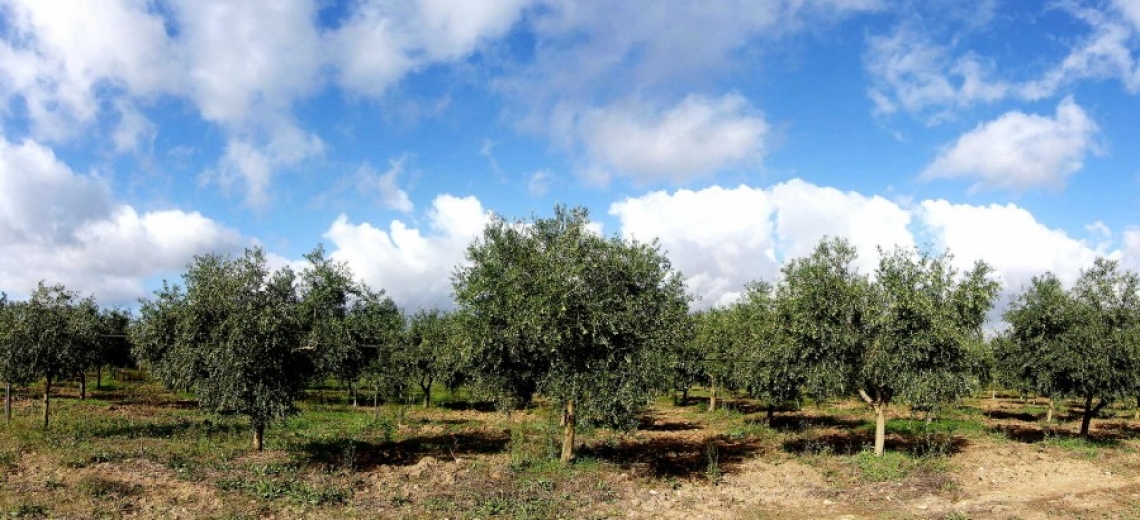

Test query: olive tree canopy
[131,248,312,450]
[453,206,691,464]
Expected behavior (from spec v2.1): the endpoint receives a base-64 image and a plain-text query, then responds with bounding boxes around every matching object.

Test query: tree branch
[858,388,874,405]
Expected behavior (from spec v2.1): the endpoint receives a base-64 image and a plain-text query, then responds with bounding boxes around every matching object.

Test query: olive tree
[453,206,691,464]
[692,307,741,412]
[774,238,998,456]
[7,283,99,428]
[858,247,998,455]
[298,245,368,404]
[131,248,312,450]
[774,238,871,408]
[404,309,465,407]
[92,308,133,390]
[1004,261,1140,437]
[346,287,405,409]
[0,293,30,424]
[734,281,800,424]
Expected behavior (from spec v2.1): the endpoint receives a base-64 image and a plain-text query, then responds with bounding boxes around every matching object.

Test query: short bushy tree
[7,283,99,428]
[131,248,313,450]
[734,281,800,424]
[858,247,998,454]
[453,206,691,464]
[404,309,465,407]
[1004,260,1140,437]
[692,307,740,412]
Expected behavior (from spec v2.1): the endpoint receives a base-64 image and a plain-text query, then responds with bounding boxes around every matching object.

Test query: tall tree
[773,239,998,456]
[774,238,870,407]
[1005,261,1140,437]
[131,248,313,450]
[453,206,691,464]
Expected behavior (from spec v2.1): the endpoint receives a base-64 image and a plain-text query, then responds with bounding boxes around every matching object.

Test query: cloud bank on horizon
[1,0,1139,323]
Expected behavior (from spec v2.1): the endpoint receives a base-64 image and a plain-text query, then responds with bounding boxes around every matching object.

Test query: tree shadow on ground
[990,422,1129,445]
[298,430,510,471]
[637,415,700,432]
[758,412,866,433]
[579,435,764,480]
[782,431,968,457]
[984,410,1040,422]
[438,400,499,413]
[86,389,200,409]
[87,417,245,439]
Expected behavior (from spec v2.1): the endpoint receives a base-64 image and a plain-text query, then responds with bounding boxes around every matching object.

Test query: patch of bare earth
[2,453,225,518]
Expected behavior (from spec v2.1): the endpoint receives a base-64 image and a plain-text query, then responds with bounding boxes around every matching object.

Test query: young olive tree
[859,247,998,455]
[131,248,312,450]
[1005,260,1140,437]
[692,307,741,412]
[0,293,31,424]
[7,283,99,428]
[404,309,465,407]
[734,281,800,424]
[93,308,133,390]
[346,287,405,409]
[453,206,691,464]
[298,245,367,405]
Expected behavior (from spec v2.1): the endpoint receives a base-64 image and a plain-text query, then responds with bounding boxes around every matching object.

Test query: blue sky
[1,0,1139,317]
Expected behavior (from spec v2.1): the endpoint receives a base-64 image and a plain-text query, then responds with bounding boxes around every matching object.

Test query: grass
[3,378,1140,518]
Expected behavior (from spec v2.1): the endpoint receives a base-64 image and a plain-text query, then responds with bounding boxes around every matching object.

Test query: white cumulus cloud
[323,194,492,310]
[609,180,1130,324]
[579,94,769,185]
[921,97,1100,191]
[0,137,243,304]
[609,180,913,307]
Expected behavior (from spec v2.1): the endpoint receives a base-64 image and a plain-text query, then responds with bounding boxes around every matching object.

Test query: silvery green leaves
[1000,259,1140,437]
[131,248,312,450]
[452,205,691,463]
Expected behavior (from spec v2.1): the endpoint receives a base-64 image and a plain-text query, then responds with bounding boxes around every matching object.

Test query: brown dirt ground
[6,393,1140,519]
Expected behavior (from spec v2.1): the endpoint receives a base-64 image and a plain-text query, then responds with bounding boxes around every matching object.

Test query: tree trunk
[420,377,432,408]
[4,382,10,425]
[560,400,576,465]
[1046,397,1055,423]
[96,366,102,390]
[348,381,357,407]
[43,377,51,429]
[1080,395,1095,438]
[1134,396,1139,421]
[766,403,776,425]
[372,385,380,418]
[79,372,87,400]
[874,404,887,457]
[253,423,265,451]
[708,377,717,412]
[681,387,689,406]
